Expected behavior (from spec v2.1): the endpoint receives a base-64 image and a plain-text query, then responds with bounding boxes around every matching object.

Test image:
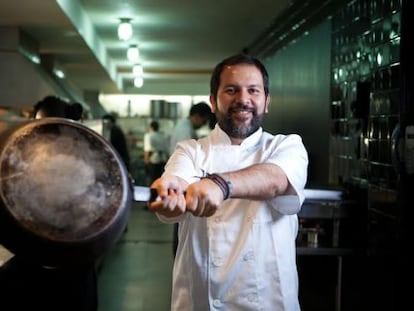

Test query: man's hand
[148,175,187,217]
[149,175,224,218]
[184,178,223,217]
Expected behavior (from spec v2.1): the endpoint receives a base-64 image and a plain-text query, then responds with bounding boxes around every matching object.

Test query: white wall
[99,94,210,118]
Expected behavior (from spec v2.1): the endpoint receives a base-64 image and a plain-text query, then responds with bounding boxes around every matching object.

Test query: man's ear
[209,94,217,113]
[265,95,271,113]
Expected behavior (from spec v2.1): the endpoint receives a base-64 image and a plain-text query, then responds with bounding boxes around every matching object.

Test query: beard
[216,103,264,139]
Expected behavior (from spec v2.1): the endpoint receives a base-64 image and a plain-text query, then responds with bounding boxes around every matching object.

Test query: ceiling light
[53,68,65,79]
[118,18,133,41]
[133,64,144,76]
[19,48,41,64]
[127,44,140,62]
[30,54,41,64]
[134,77,144,88]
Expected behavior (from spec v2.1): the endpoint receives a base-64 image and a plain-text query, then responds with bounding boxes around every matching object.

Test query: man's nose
[235,89,251,103]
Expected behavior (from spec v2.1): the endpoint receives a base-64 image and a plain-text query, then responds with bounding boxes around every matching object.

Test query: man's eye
[225,88,236,94]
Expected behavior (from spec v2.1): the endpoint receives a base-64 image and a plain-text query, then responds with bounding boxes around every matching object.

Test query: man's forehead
[222,64,261,78]
[220,65,263,87]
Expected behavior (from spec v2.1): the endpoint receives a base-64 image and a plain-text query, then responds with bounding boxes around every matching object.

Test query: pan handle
[133,186,159,202]
[133,186,186,202]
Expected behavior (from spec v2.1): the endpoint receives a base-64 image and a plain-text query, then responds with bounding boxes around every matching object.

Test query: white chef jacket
[158,125,308,311]
[144,131,168,164]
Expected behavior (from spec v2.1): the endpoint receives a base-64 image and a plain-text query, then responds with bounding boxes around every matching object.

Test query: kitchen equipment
[0,118,132,266]
[150,100,166,118]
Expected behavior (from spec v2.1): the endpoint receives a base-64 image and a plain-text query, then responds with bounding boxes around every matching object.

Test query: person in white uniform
[149,53,309,311]
[144,120,169,184]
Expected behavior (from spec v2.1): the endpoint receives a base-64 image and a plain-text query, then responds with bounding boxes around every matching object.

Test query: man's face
[210,64,270,140]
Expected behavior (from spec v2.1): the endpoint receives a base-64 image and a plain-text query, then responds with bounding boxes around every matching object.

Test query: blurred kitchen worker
[102,113,131,171]
[32,95,83,120]
[168,101,212,154]
[143,120,169,184]
[149,54,309,310]
[0,95,98,311]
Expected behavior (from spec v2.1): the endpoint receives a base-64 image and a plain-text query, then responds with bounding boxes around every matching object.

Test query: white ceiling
[0,0,294,99]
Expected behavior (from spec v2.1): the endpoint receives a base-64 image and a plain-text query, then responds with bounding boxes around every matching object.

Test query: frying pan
[0,118,134,266]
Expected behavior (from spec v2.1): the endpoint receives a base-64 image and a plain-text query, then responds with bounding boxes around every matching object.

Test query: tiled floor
[98,202,174,311]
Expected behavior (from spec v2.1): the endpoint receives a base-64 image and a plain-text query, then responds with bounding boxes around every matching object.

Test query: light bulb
[133,64,143,76]
[118,18,132,41]
[127,45,140,62]
[53,68,65,79]
[134,77,144,88]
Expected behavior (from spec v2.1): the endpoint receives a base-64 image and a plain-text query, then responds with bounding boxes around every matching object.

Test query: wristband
[214,173,233,199]
[202,173,232,200]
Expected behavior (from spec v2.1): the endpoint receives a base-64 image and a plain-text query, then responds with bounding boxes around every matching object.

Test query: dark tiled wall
[263,21,332,187]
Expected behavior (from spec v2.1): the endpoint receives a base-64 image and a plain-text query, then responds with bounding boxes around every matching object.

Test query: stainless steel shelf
[297,247,354,256]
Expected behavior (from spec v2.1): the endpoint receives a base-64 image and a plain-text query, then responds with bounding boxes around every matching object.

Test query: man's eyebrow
[222,83,262,89]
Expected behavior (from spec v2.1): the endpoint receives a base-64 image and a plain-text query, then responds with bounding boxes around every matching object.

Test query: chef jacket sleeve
[266,134,309,215]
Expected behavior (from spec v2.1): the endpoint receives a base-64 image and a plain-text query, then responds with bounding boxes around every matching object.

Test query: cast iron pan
[0,118,131,266]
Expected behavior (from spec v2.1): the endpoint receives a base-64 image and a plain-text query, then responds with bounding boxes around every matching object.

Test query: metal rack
[297,189,358,311]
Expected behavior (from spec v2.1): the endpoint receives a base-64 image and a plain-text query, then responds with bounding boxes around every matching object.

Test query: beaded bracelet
[202,173,233,200]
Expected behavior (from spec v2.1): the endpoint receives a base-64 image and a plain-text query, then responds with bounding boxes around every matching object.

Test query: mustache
[228,103,256,114]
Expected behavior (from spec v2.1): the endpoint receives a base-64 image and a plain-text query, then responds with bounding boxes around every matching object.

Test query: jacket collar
[210,125,263,149]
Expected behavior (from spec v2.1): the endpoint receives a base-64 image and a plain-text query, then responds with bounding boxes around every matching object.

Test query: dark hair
[189,102,212,117]
[67,102,83,120]
[150,120,159,131]
[209,53,270,101]
[33,96,83,120]
[102,114,116,123]
[208,113,217,130]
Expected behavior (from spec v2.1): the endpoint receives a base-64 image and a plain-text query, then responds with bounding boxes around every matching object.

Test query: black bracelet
[215,173,233,199]
[202,173,232,200]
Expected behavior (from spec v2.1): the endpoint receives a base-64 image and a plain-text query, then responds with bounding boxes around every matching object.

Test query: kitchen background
[1,0,412,310]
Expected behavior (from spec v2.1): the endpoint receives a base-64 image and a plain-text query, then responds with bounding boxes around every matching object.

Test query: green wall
[263,20,331,187]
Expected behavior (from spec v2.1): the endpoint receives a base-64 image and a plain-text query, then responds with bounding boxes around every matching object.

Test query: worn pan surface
[0,118,131,266]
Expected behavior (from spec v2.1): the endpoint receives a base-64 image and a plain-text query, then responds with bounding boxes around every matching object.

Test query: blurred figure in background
[168,102,212,154]
[143,120,169,184]
[32,95,83,120]
[102,114,131,171]
[0,95,98,311]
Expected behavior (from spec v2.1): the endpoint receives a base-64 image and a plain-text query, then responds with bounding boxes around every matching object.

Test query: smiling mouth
[232,107,254,114]
[233,109,251,115]
[231,109,254,122]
